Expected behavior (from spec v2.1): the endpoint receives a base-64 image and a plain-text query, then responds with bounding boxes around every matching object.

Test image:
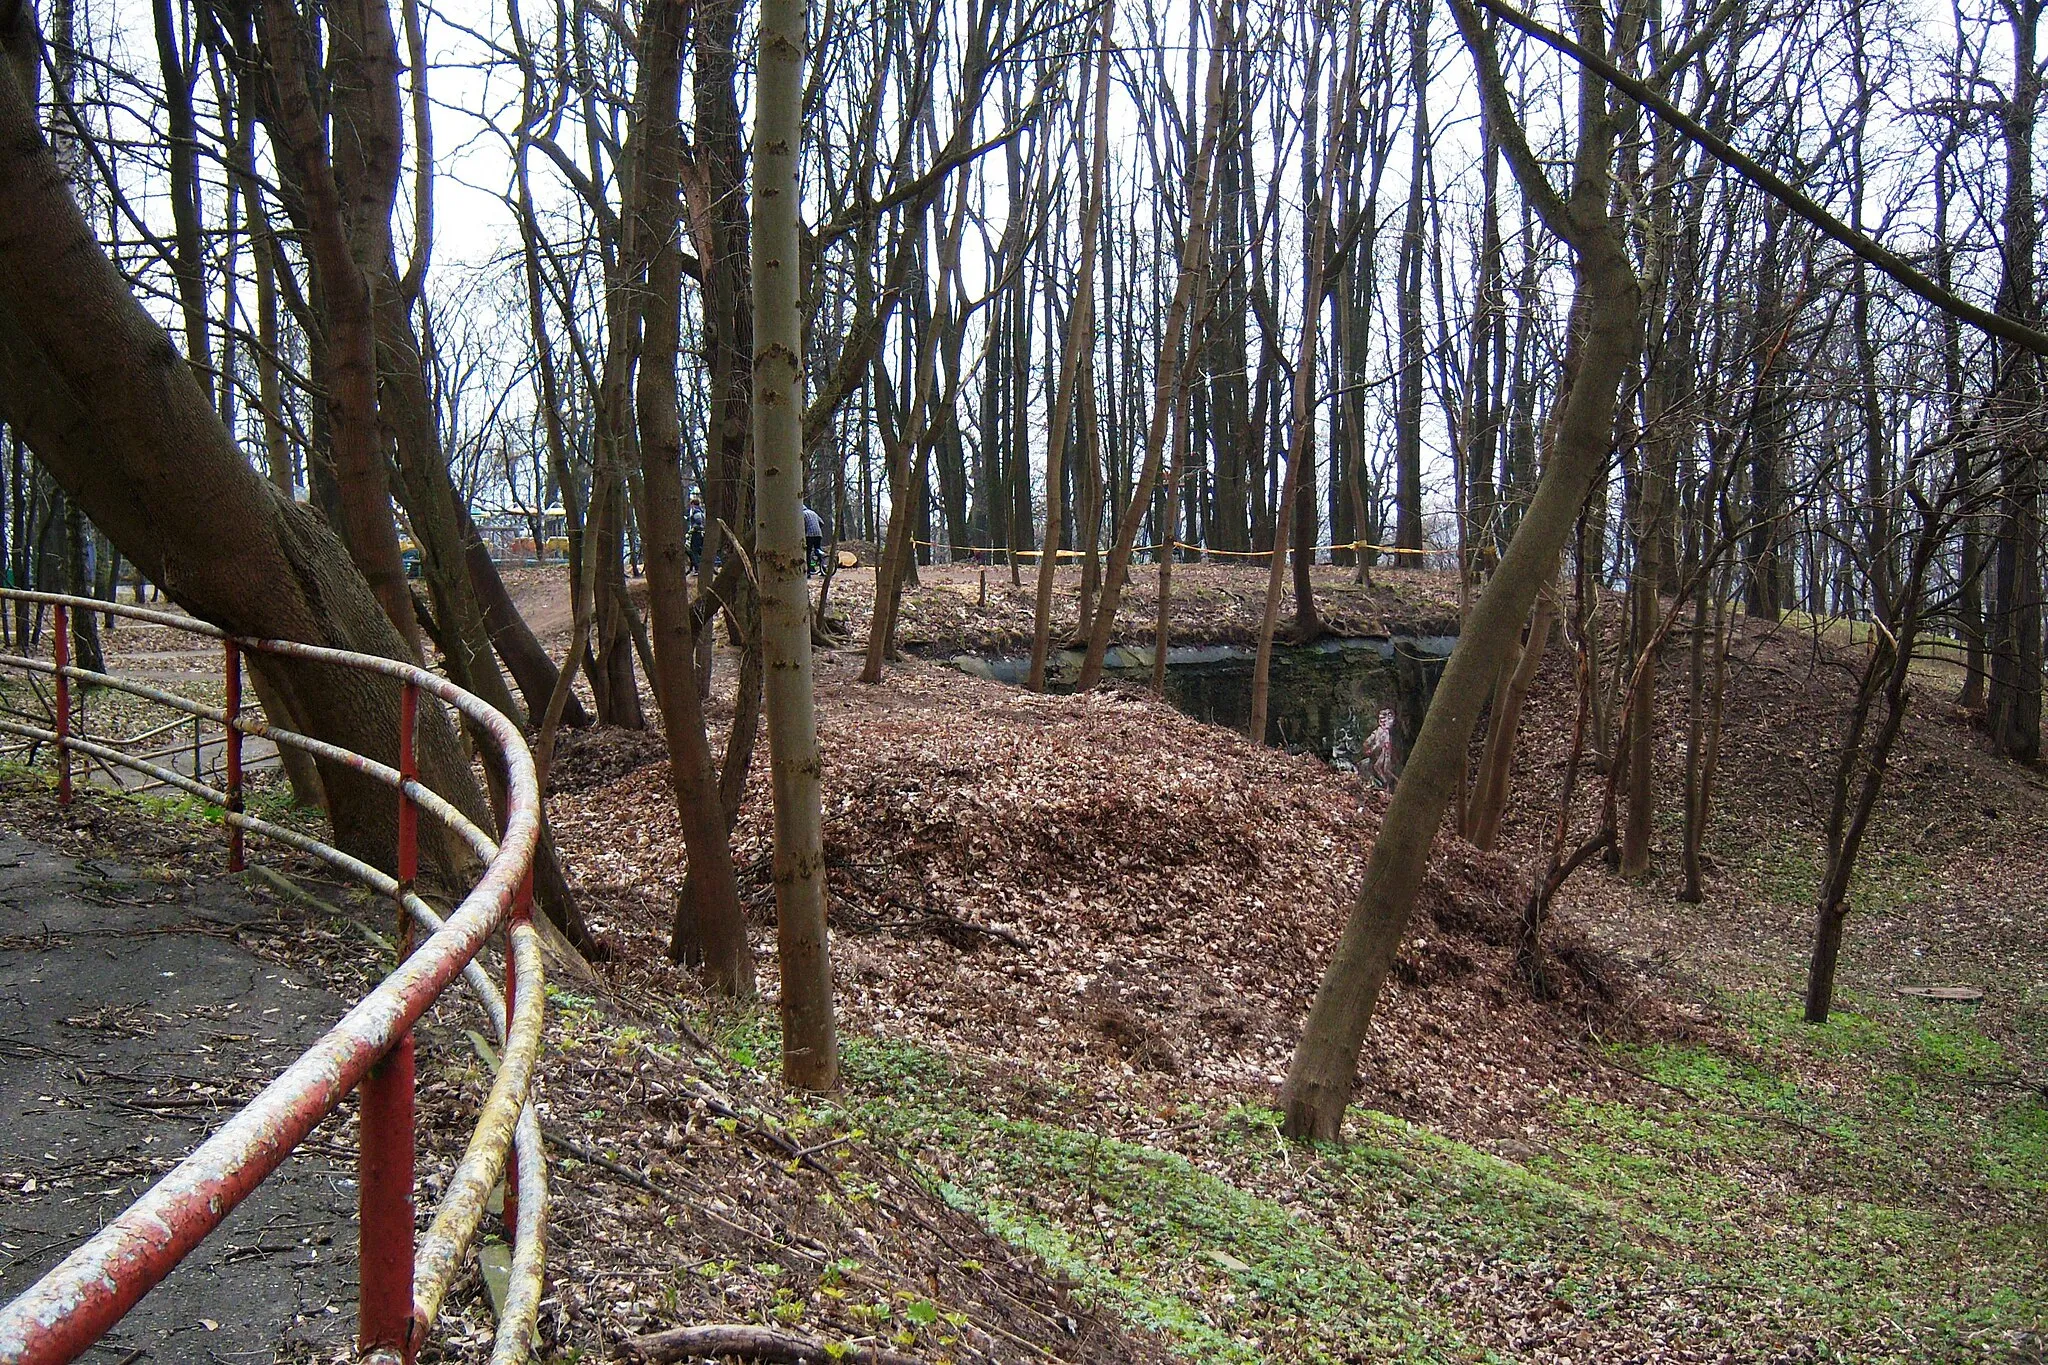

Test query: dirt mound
[553,651,1663,1144]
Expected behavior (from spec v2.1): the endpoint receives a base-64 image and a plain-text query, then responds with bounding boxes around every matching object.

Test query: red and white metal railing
[0,589,548,1365]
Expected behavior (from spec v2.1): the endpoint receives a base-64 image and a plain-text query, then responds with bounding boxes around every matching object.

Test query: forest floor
[1,565,2041,1362]
[544,563,2048,1363]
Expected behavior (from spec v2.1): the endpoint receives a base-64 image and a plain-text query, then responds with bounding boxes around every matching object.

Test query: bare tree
[1280,0,1643,1141]
[1026,0,1112,693]
[1075,0,1229,691]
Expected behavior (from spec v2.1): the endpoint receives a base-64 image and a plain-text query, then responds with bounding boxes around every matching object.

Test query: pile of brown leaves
[553,648,1660,1149]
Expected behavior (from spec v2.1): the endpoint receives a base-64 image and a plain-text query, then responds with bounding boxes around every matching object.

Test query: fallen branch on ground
[619,1323,924,1364]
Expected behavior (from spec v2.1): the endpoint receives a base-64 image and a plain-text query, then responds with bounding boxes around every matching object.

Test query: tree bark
[151,0,211,402]
[1279,0,1640,1140]
[249,0,422,659]
[1026,0,1113,692]
[1467,577,1556,850]
[1805,455,1959,1022]
[1249,7,1354,743]
[1077,0,1227,691]
[755,0,839,1089]
[376,290,522,730]
[1393,0,1429,554]
[0,34,483,878]
[635,0,756,997]
[1985,0,2043,764]
[459,501,587,726]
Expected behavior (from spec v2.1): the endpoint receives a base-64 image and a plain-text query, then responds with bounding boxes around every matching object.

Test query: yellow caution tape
[903,537,1434,560]
[1193,541,1434,558]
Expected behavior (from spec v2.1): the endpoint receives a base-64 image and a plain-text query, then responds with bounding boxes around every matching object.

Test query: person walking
[687,493,707,573]
[801,503,825,577]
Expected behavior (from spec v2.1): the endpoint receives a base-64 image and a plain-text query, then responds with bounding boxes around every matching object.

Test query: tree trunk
[151,0,211,403]
[1620,472,1661,876]
[459,501,588,726]
[0,36,484,879]
[636,0,756,996]
[862,184,967,683]
[590,479,646,727]
[376,290,522,730]
[1805,452,1957,1022]
[1467,578,1556,850]
[1250,7,1353,743]
[251,201,293,494]
[1078,1,1226,691]
[250,0,422,660]
[1986,0,2042,764]
[1677,557,1728,904]
[1393,0,1429,554]
[1279,0,1640,1140]
[63,498,103,673]
[1026,0,1112,692]
[755,0,839,1089]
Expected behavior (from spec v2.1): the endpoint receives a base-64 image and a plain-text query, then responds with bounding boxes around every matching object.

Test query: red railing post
[224,641,244,873]
[53,600,70,806]
[358,1034,417,1362]
[361,677,421,1361]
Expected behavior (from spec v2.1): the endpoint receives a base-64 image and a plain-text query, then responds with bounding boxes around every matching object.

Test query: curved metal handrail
[0,589,548,1365]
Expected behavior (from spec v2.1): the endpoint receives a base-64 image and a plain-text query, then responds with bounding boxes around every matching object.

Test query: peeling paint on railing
[0,589,546,1365]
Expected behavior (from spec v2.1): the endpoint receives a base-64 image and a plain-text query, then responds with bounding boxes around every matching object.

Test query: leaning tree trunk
[457,501,588,727]
[376,291,522,728]
[1278,0,1641,1140]
[371,278,598,956]
[1467,577,1557,850]
[0,36,481,878]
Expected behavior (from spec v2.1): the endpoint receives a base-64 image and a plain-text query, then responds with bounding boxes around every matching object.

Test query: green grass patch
[826,1034,1478,1362]
[1981,1100,2048,1193]
[1739,839,1937,918]
[788,1004,2046,1363]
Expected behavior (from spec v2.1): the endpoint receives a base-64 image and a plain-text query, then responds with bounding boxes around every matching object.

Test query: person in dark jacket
[802,504,825,576]
[687,494,706,572]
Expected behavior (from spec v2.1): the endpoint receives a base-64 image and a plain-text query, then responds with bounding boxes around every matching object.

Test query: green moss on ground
[724,995,2048,1364]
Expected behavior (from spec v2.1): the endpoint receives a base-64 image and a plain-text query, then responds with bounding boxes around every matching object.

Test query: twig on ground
[619,1323,922,1365]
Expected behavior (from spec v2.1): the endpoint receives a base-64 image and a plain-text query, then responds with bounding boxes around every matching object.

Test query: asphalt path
[0,830,358,1361]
